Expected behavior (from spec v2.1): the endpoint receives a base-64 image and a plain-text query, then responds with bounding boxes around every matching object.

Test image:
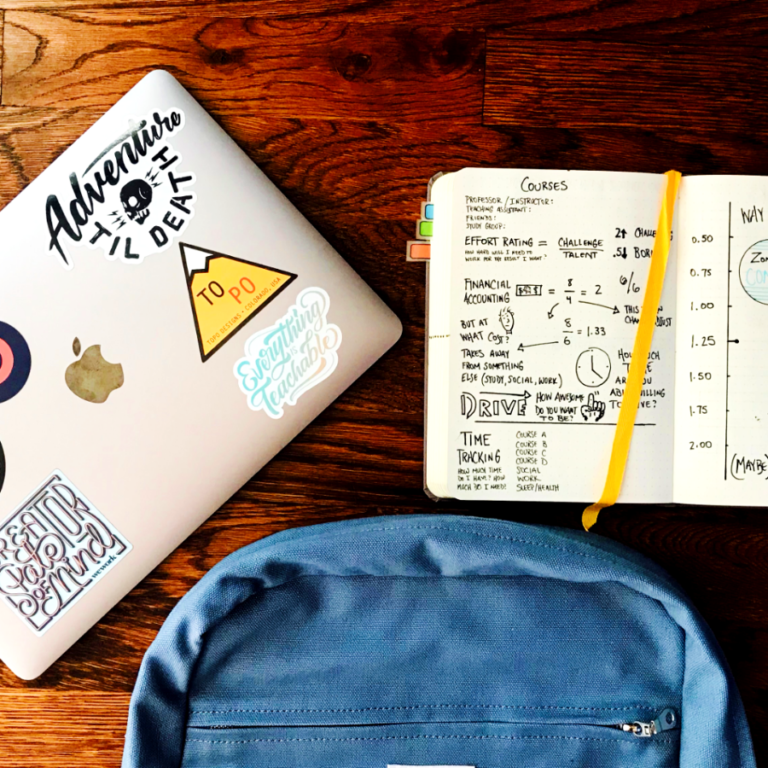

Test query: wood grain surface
[1,2,767,766]
[485,37,768,131]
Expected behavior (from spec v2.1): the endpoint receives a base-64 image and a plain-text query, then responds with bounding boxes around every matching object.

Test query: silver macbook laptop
[0,70,401,679]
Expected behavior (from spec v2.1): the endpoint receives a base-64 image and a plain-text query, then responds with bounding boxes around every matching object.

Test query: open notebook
[426,169,768,506]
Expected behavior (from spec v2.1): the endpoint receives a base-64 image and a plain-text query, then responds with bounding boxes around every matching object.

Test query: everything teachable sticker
[234,287,342,418]
[45,108,196,268]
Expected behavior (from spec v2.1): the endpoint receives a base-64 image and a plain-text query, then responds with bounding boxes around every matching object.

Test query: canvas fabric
[122,514,756,768]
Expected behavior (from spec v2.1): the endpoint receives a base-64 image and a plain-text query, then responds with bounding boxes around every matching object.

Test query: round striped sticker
[0,321,31,403]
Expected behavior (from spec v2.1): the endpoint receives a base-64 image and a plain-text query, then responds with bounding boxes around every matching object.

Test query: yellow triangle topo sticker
[180,243,297,361]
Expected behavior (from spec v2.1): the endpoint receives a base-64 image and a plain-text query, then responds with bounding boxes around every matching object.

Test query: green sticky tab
[419,220,433,238]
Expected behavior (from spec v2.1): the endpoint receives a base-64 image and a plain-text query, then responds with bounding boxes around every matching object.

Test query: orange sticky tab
[583,170,682,531]
[407,241,431,261]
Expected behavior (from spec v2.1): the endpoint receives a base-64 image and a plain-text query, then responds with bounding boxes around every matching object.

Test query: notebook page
[674,176,768,505]
[443,169,676,503]
[425,173,456,497]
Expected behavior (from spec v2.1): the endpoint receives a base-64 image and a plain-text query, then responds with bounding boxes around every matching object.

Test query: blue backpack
[122,514,755,768]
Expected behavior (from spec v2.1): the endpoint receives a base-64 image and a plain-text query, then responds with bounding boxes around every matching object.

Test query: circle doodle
[0,321,32,403]
[575,347,611,388]
[739,239,768,305]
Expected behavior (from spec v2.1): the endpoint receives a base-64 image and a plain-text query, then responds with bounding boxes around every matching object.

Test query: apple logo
[65,338,124,403]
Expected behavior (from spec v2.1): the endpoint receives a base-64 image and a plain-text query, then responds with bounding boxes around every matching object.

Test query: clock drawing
[575,347,611,388]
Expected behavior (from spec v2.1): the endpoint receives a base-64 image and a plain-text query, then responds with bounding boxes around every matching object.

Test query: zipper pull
[620,708,679,738]
[651,707,679,734]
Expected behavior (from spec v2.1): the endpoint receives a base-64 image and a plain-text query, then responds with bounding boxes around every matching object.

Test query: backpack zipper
[612,708,678,738]
[194,707,680,738]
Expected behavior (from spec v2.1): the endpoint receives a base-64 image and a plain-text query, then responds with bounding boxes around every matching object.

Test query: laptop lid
[0,70,401,679]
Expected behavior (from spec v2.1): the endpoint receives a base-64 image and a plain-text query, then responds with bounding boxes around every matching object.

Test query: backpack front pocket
[182,575,685,768]
[182,709,680,768]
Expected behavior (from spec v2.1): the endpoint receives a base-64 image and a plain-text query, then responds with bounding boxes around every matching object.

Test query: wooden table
[1,1,767,765]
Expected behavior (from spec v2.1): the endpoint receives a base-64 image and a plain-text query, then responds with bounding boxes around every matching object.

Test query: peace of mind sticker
[0,471,132,635]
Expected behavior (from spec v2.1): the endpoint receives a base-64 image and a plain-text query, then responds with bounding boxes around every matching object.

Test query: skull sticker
[120,179,153,225]
[45,107,196,267]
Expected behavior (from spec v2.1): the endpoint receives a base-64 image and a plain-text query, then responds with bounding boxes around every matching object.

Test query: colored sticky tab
[407,241,431,261]
[180,243,297,361]
[583,170,681,531]
[407,199,434,260]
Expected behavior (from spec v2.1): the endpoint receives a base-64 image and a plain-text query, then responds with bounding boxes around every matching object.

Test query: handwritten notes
[673,176,768,504]
[426,169,677,503]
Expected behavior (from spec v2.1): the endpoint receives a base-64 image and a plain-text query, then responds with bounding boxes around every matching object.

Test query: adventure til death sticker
[0,471,132,635]
[234,287,342,418]
[46,108,196,268]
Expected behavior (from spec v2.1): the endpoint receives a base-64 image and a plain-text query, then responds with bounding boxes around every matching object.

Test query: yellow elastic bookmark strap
[582,170,681,532]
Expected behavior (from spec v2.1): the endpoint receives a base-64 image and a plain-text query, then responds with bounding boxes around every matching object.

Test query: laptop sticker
[234,287,342,418]
[46,108,196,268]
[65,338,125,404]
[0,470,132,635]
[180,243,297,362]
[0,321,32,404]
